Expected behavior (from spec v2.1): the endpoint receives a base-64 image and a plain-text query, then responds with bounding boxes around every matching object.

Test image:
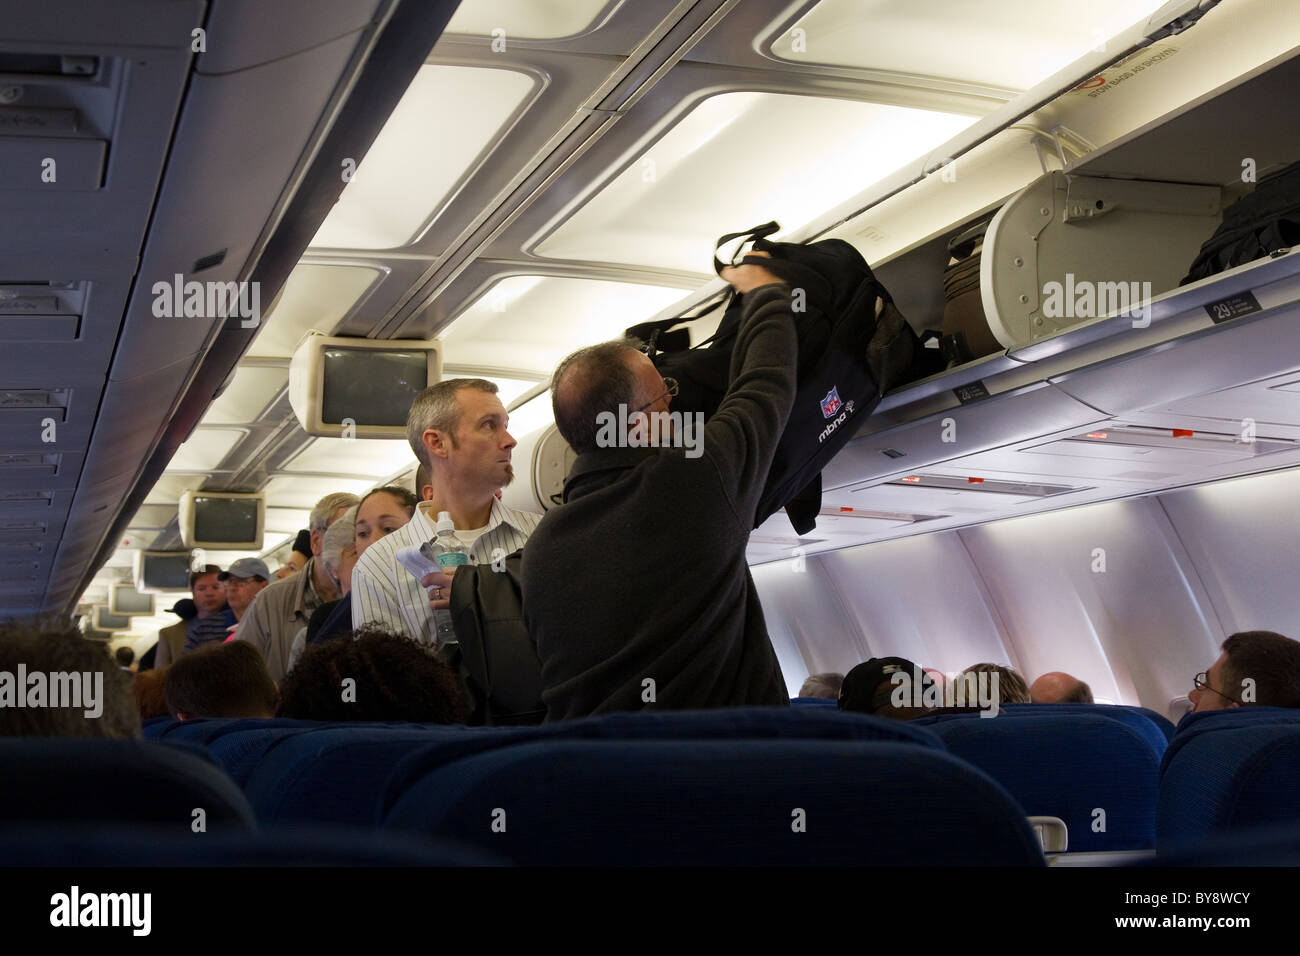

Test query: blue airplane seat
[382,739,1045,866]
[0,739,255,830]
[1160,706,1300,776]
[376,707,946,824]
[1158,722,1300,848]
[790,697,839,707]
[243,724,489,826]
[920,713,1160,851]
[998,703,1170,758]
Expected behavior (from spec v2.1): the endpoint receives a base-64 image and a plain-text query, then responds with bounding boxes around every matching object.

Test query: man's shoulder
[494,502,544,535]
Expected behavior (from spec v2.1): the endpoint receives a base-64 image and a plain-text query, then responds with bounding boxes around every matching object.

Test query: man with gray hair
[236,491,358,682]
[352,378,541,647]
[287,505,358,672]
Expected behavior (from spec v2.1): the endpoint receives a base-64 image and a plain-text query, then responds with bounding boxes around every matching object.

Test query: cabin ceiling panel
[438,275,695,375]
[308,64,540,251]
[760,0,1172,92]
[529,87,979,274]
[246,262,388,360]
[200,366,289,426]
[279,437,418,480]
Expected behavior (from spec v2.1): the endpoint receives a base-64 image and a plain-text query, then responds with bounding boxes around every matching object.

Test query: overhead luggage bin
[981,170,1223,348]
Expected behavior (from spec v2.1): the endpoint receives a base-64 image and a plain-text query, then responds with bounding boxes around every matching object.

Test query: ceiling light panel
[281,438,419,479]
[309,65,537,250]
[533,91,976,273]
[260,475,376,512]
[143,474,205,506]
[441,276,694,374]
[164,429,244,473]
[767,0,1172,91]
[201,366,289,425]
[246,263,385,359]
[444,0,614,39]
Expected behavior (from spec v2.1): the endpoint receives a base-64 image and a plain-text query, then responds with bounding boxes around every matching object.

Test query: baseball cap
[218,557,271,582]
[839,656,932,714]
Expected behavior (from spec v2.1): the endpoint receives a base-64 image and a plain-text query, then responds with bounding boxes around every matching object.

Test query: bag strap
[625,289,731,355]
[713,221,781,275]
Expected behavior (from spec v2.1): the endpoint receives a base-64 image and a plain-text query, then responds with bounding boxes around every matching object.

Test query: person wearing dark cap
[839,657,936,720]
[182,565,237,654]
[153,597,197,670]
[219,557,271,636]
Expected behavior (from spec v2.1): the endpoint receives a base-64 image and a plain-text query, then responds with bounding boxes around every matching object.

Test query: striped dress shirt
[351,498,541,647]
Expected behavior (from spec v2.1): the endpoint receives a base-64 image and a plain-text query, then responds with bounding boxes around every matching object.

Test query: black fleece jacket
[523,283,797,720]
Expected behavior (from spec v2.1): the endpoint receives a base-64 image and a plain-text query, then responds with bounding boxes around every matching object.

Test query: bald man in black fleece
[525,255,796,720]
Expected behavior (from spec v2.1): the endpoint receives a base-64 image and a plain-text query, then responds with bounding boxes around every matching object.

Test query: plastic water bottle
[429,511,469,569]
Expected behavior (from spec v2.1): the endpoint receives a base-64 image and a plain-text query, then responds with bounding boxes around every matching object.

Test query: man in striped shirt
[352,378,542,648]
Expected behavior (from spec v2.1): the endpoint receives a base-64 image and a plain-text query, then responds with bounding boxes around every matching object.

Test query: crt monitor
[289,332,442,439]
[178,490,265,550]
[93,606,132,632]
[135,550,193,593]
[109,583,156,616]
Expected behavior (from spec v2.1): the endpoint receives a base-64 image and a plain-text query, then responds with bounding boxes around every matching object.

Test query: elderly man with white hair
[285,505,358,674]
[235,491,359,682]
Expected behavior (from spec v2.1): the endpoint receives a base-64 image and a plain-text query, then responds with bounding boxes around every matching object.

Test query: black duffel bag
[627,222,942,534]
[1181,158,1300,285]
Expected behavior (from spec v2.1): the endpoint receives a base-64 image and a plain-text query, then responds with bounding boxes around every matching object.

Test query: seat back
[919,713,1161,851]
[383,739,1045,866]
[0,739,254,830]
[1158,722,1300,847]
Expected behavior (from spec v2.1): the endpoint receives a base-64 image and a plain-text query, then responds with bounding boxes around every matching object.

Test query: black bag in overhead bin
[940,216,1004,365]
[1180,158,1300,285]
[625,222,944,534]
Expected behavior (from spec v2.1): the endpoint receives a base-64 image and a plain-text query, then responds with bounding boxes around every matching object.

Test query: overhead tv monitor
[289,332,442,438]
[134,550,193,593]
[93,606,132,631]
[178,490,265,550]
[109,583,155,616]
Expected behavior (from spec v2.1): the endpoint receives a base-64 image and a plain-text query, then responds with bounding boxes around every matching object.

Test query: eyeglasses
[1192,671,1240,705]
[634,377,678,413]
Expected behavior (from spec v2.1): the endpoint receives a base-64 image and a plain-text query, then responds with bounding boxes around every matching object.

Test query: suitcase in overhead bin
[940,216,1004,365]
[1180,157,1300,285]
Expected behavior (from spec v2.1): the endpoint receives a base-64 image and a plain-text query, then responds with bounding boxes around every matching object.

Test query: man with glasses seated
[1190,630,1300,712]
[525,252,797,720]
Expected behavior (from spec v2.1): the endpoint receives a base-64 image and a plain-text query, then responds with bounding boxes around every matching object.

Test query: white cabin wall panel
[1156,468,1300,639]
[751,557,864,694]
[815,533,1012,676]
[956,497,1222,710]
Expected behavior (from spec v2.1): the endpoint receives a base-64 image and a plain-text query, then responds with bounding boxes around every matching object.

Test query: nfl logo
[820,387,842,418]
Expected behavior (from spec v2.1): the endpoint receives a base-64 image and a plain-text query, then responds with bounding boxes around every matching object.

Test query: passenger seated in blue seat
[1029,671,1093,703]
[956,663,1031,705]
[840,657,994,719]
[164,641,279,720]
[840,658,935,720]
[526,253,796,719]
[278,627,467,723]
[799,672,843,700]
[0,622,139,739]
[1189,630,1300,712]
